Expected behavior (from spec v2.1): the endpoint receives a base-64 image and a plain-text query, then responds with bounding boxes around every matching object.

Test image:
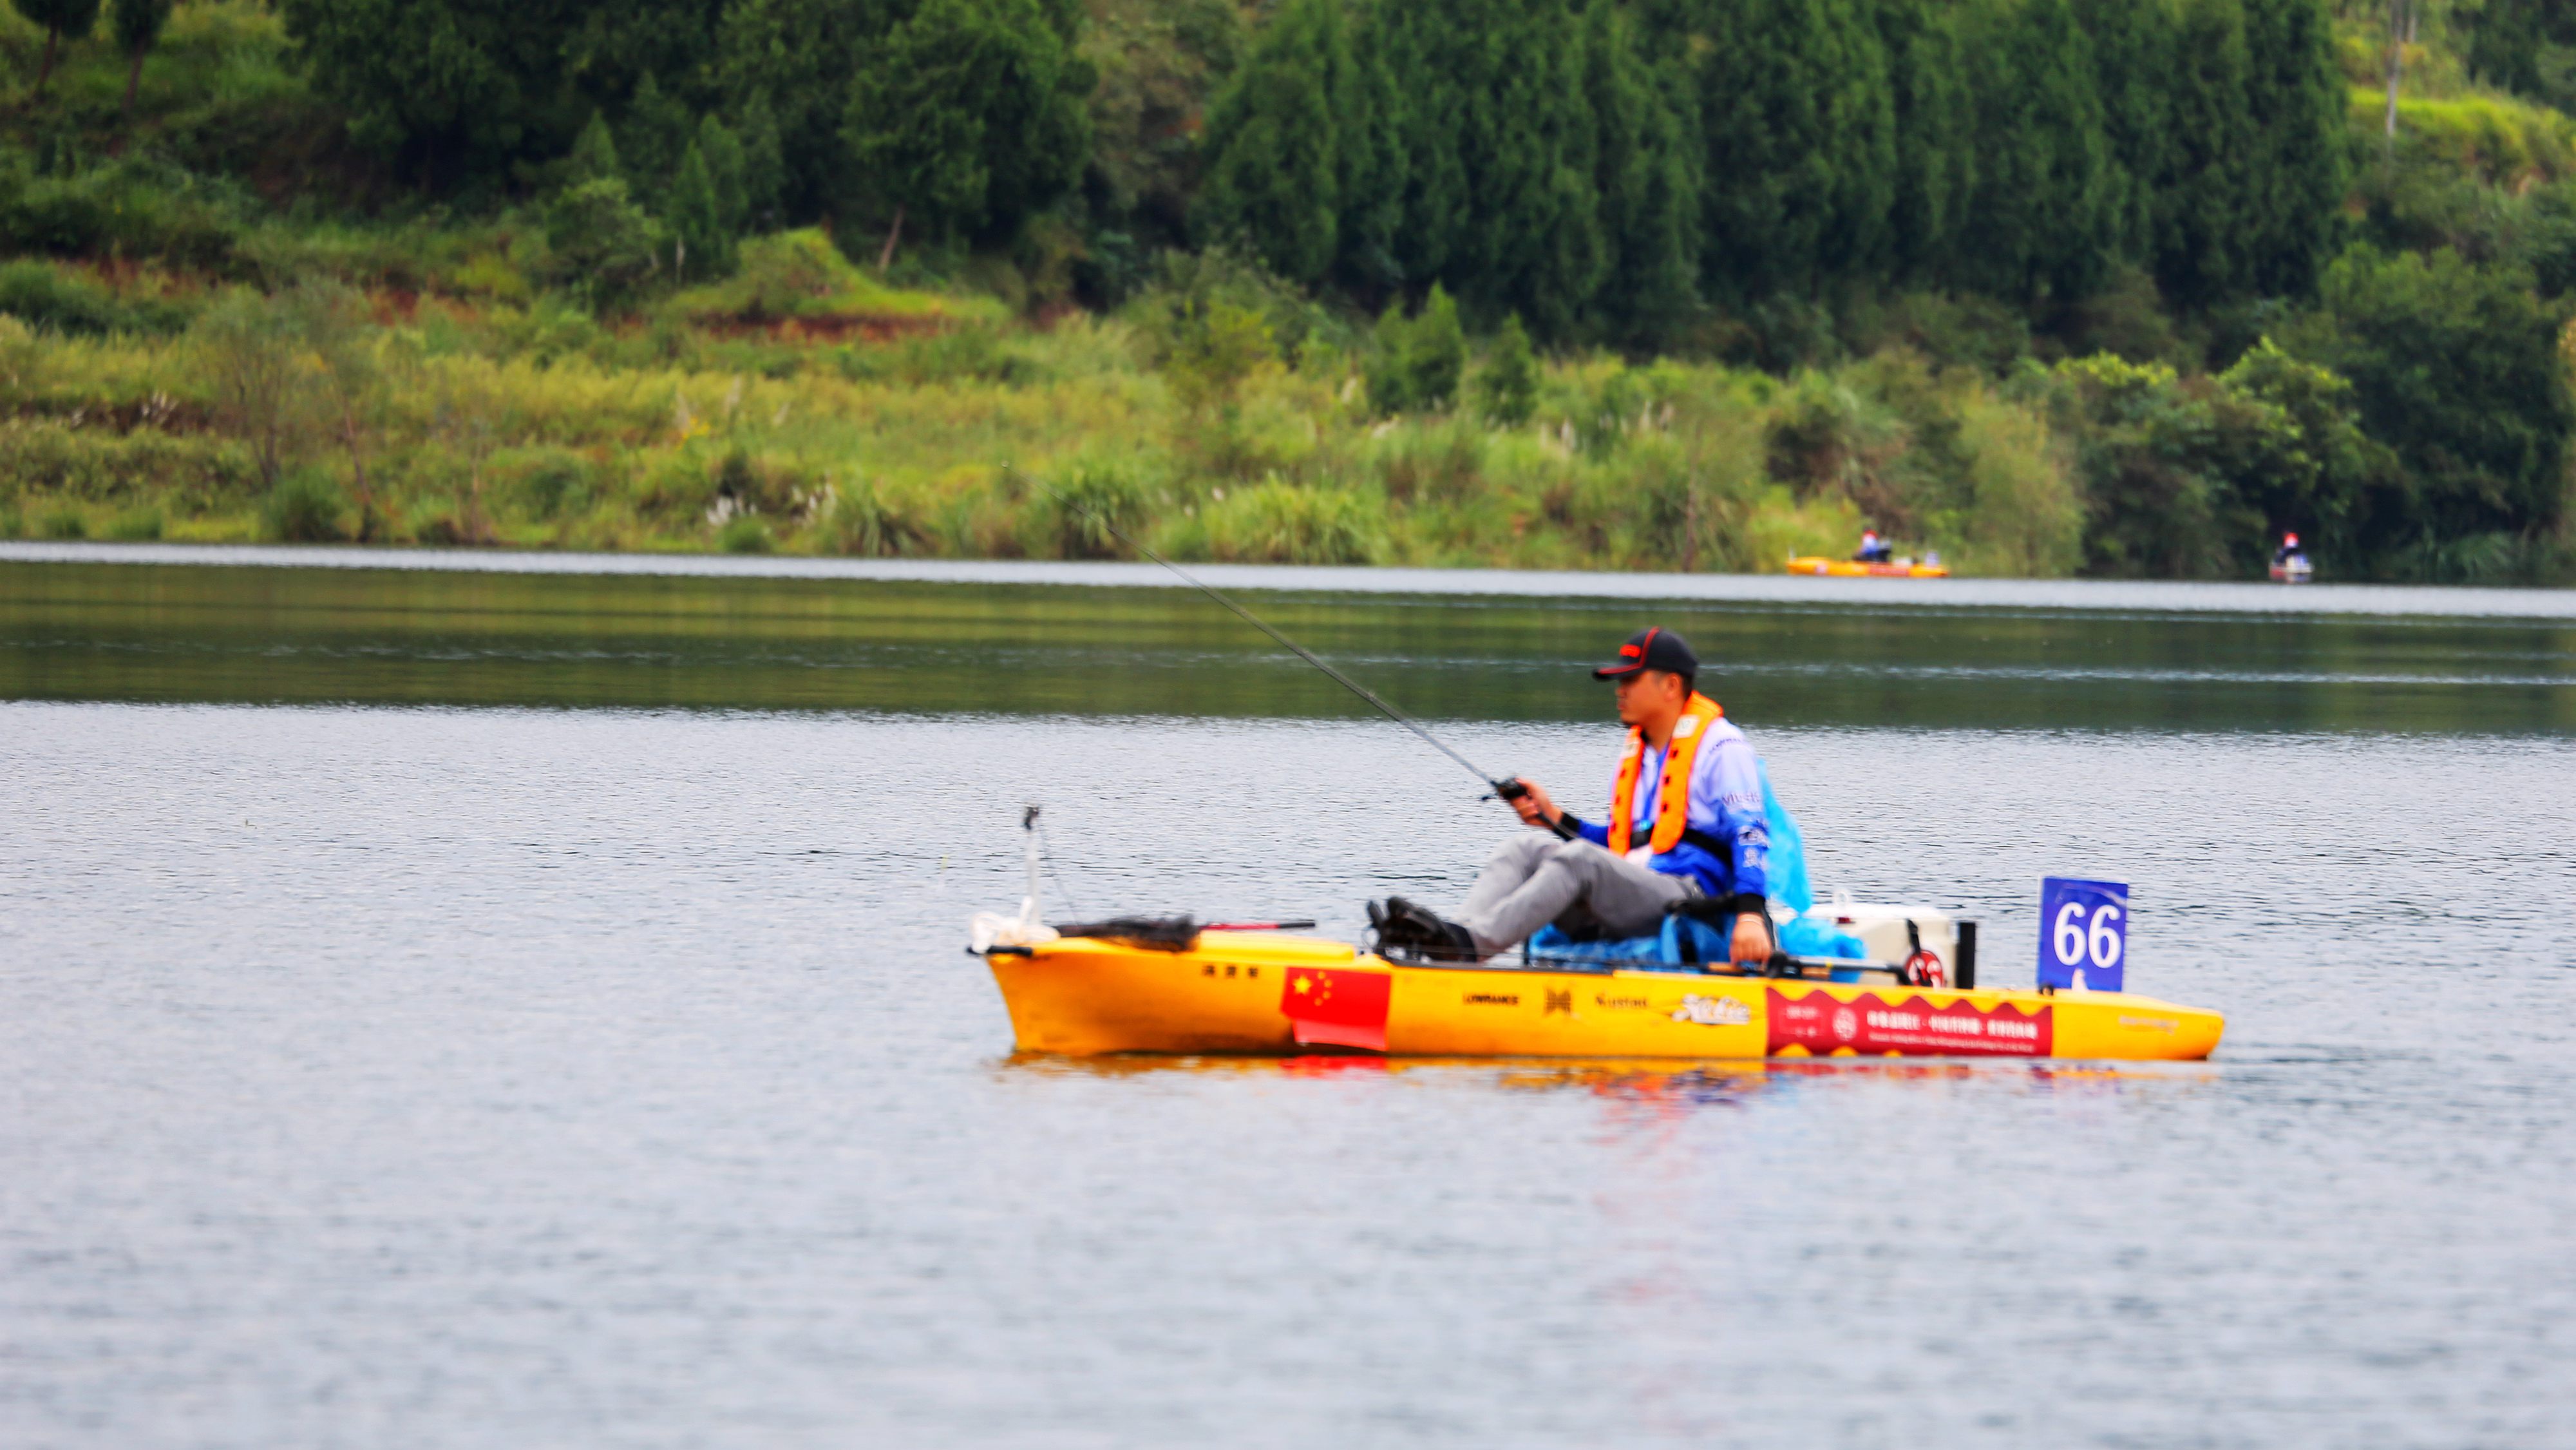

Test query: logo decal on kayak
[1766,988,2052,1057]
[1671,993,1752,1027]
[1282,968,1391,1053]
[1543,989,1573,1016]
[1462,992,1520,1006]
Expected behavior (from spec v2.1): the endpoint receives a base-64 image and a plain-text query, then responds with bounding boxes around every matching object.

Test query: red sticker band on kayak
[1766,988,2052,1057]
[1281,967,1392,1052]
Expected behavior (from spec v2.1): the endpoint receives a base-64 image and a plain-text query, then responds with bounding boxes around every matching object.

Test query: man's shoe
[1369,897,1431,956]
[1381,897,1482,963]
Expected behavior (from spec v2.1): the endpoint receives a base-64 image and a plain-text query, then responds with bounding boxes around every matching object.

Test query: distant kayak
[982,928,2222,1062]
[1786,555,1951,578]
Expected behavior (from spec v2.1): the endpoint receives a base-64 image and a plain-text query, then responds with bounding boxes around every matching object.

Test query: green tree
[2212,337,2392,569]
[731,91,787,227]
[1195,0,1342,283]
[547,176,661,309]
[2154,0,2254,309]
[713,0,876,218]
[1365,284,1467,413]
[2073,0,2172,265]
[1476,314,1540,425]
[111,0,172,120]
[2465,0,2576,102]
[845,0,1094,249]
[697,115,751,234]
[279,0,567,185]
[620,72,694,210]
[1955,0,2114,300]
[669,142,737,281]
[1582,0,1698,341]
[1406,283,1467,410]
[1874,0,1974,283]
[1681,0,1895,300]
[1082,0,1247,257]
[2237,0,2347,298]
[2284,249,2576,560]
[1379,0,1469,286]
[14,0,100,99]
[1459,0,1606,337]
[1329,4,1406,287]
[567,109,622,186]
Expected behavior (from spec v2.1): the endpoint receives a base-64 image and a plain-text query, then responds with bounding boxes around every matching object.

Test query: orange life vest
[1606,692,1725,857]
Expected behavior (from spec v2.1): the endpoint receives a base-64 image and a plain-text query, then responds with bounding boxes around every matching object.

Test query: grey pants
[1455,833,1694,955]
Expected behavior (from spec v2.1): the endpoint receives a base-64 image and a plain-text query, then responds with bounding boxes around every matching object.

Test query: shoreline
[5,539,2575,620]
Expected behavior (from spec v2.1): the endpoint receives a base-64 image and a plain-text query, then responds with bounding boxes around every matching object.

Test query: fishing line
[1012,465,1572,837]
[1030,810,1086,916]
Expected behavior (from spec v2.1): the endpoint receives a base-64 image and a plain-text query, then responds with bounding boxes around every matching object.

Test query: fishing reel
[1898,919,1947,988]
[1485,777,1580,841]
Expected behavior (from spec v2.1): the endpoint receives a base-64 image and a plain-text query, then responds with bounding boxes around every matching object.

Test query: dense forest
[0,0,2571,581]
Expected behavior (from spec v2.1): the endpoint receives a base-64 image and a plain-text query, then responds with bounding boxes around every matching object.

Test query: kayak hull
[1786,555,1951,578]
[988,931,2222,1062]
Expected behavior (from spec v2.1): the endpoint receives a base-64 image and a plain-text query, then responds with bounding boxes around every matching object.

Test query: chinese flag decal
[1280,967,1392,1053]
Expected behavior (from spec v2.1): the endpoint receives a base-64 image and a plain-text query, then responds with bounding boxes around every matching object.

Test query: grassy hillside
[0,0,2570,584]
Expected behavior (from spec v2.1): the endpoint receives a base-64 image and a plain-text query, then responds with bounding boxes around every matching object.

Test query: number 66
[2053,901,2123,969]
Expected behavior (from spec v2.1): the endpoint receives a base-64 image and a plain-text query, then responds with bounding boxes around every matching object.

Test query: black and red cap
[1592,625,1699,680]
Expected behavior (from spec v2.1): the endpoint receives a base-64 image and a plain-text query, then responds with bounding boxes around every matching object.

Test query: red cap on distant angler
[1592,625,1700,680]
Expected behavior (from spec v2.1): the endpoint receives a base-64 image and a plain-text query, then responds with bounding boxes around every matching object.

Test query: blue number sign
[2039,877,2128,992]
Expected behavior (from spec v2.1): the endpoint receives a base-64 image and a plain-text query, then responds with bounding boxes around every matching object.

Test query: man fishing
[1370,626,1772,968]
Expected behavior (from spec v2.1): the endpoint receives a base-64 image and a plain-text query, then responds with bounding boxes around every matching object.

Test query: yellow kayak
[986,930,2222,1062]
[1786,555,1952,578]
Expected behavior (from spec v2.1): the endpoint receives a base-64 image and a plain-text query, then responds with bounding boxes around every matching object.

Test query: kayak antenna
[1010,464,1573,838]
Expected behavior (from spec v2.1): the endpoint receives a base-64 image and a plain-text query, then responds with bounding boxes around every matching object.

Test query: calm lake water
[4,550,2573,1447]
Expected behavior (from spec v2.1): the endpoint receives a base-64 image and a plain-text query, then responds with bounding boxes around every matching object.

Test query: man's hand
[1729,912,1772,968]
[1508,777,1560,829]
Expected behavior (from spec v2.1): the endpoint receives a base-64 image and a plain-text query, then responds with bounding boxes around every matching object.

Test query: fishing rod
[1012,466,1578,841]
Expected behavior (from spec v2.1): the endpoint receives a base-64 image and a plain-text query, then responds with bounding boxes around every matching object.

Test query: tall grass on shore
[0,236,2562,581]
[0,245,2106,573]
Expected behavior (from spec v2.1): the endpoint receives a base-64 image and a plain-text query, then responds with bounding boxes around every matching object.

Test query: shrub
[0,417,261,508]
[1853,292,2034,376]
[717,513,773,553]
[0,261,128,335]
[1370,418,1490,506]
[1184,479,1386,563]
[1031,454,1151,558]
[0,160,241,269]
[826,474,927,556]
[545,177,661,310]
[488,298,605,366]
[1129,245,1341,368]
[1948,388,2082,577]
[39,502,86,539]
[500,448,591,520]
[191,287,305,486]
[1157,298,1275,413]
[261,469,346,542]
[103,505,164,540]
[1367,284,1466,414]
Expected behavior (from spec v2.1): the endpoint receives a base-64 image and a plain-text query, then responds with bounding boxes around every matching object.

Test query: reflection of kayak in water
[979,926,2222,1062]
[1786,555,1951,578]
